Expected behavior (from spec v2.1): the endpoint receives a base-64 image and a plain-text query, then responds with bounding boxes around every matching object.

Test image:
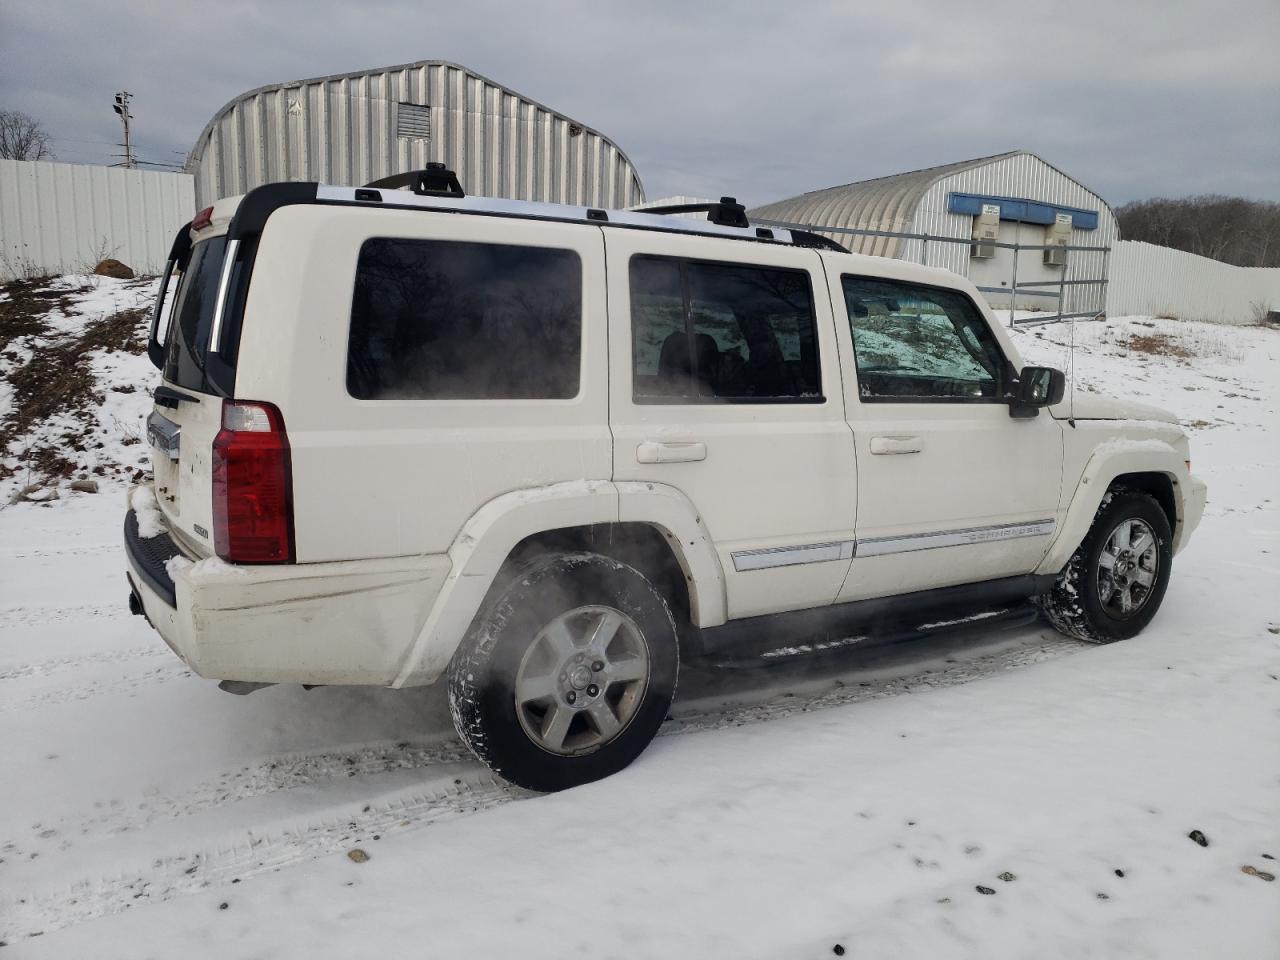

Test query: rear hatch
[148,208,244,559]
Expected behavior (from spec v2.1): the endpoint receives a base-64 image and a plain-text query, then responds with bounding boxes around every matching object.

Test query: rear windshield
[163,236,227,391]
[346,237,582,400]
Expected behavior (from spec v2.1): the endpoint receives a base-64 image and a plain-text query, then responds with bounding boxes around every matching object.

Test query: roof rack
[636,196,750,229]
[227,167,855,255]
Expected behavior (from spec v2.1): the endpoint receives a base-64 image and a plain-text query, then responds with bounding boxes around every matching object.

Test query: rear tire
[447,552,679,792]
[1038,488,1173,643]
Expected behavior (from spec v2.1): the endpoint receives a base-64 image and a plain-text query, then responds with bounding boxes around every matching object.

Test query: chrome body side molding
[730,520,1055,571]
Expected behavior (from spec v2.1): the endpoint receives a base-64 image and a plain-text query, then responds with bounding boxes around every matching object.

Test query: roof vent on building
[397,102,431,140]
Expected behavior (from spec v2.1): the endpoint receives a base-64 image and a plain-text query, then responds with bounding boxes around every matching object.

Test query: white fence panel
[0,160,195,280]
[1108,239,1280,324]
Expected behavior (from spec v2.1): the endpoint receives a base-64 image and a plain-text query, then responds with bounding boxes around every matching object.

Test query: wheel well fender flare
[613,480,727,628]
[391,480,726,687]
[1037,441,1188,575]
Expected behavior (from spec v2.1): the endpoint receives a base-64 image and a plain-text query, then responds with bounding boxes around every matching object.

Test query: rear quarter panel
[235,206,611,562]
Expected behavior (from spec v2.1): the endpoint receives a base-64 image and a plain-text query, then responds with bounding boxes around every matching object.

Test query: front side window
[631,256,822,403]
[347,238,582,399]
[841,276,1009,401]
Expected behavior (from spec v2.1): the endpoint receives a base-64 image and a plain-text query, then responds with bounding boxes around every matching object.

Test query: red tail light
[191,206,214,231]
[211,401,294,564]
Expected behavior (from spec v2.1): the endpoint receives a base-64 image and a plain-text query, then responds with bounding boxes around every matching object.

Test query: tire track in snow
[0,645,165,681]
[0,542,118,560]
[19,739,476,844]
[0,772,524,941]
[668,631,1092,736]
[0,661,191,713]
[13,632,1085,847]
[0,602,124,628]
[1,629,1092,940]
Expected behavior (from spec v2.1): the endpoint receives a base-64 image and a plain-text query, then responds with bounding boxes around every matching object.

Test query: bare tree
[1117,195,1280,268]
[0,110,54,160]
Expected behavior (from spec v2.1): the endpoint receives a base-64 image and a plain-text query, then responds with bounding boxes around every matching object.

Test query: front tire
[447,552,679,792]
[1038,488,1173,643]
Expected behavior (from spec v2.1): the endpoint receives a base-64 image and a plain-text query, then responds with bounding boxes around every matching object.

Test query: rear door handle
[636,441,707,464]
[869,435,922,455]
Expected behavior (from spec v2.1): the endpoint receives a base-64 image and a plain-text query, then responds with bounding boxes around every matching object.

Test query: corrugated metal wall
[1108,241,1280,323]
[0,160,194,280]
[907,153,1117,317]
[189,61,645,209]
[750,153,1117,318]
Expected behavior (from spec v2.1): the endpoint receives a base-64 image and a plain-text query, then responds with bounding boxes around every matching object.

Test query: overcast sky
[2,0,1277,208]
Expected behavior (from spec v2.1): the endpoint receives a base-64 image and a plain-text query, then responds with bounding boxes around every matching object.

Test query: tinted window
[631,256,822,403]
[347,238,582,400]
[842,277,1008,401]
[163,236,226,391]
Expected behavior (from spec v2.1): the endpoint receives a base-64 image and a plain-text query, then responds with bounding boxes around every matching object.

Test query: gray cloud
[2,0,1276,206]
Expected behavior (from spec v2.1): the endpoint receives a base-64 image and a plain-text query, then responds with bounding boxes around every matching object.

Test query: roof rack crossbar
[365,162,465,198]
[787,229,849,253]
[638,196,750,229]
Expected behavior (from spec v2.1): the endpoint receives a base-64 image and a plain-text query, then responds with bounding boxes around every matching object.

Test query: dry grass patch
[1120,332,1193,359]
[0,282,150,486]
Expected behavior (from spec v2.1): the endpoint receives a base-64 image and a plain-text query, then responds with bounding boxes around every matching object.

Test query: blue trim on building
[948,192,1100,231]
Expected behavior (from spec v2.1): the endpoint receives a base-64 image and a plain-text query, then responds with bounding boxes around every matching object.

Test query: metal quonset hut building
[749,151,1117,319]
[187,60,645,209]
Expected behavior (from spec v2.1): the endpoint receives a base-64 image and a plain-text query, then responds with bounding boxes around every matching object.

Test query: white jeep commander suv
[125,167,1207,791]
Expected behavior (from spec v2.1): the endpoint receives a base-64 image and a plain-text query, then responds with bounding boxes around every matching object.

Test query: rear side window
[841,276,1009,401]
[163,236,227,391]
[630,255,822,403]
[347,238,582,400]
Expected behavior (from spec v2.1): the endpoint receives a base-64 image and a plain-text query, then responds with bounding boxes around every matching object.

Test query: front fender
[391,480,726,688]
[1036,438,1191,575]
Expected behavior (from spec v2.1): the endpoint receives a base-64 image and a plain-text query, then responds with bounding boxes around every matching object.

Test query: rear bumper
[124,508,452,686]
[124,510,183,607]
[1176,473,1208,553]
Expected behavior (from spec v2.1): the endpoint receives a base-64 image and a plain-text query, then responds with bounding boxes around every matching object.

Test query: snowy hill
[0,275,159,505]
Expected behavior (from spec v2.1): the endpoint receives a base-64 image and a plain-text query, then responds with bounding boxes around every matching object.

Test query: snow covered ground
[0,275,158,504]
[0,300,1277,957]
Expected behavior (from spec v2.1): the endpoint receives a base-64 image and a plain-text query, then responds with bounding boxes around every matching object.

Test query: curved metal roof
[186,59,645,208]
[189,59,642,183]
[748,151,1028,256]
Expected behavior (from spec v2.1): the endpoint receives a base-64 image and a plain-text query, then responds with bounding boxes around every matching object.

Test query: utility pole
[112,91,135,168]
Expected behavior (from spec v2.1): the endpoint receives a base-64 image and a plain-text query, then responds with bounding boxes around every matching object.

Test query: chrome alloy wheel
[1097,517,1160,619]
[514,605,651,756]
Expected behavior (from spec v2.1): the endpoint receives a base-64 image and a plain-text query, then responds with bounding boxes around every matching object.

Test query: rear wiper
[154,385,201,409]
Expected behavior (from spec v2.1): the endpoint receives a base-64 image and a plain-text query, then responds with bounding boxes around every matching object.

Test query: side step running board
[696,602,1041,671]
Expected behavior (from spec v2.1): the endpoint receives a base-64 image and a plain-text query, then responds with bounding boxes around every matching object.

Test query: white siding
[1108,240,1280,324]
[0,160,194,280]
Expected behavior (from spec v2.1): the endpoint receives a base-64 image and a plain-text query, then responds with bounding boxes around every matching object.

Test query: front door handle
[636,441,707,464]
[869,435,923,455]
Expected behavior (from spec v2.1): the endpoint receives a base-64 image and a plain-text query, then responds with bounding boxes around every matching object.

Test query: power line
[48,136,120,147]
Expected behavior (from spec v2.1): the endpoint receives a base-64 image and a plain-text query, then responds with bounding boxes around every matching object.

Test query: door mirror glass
[1012,366,1066,413]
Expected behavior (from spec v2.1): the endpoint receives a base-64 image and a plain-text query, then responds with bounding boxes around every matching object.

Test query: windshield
[162,235,227,392]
